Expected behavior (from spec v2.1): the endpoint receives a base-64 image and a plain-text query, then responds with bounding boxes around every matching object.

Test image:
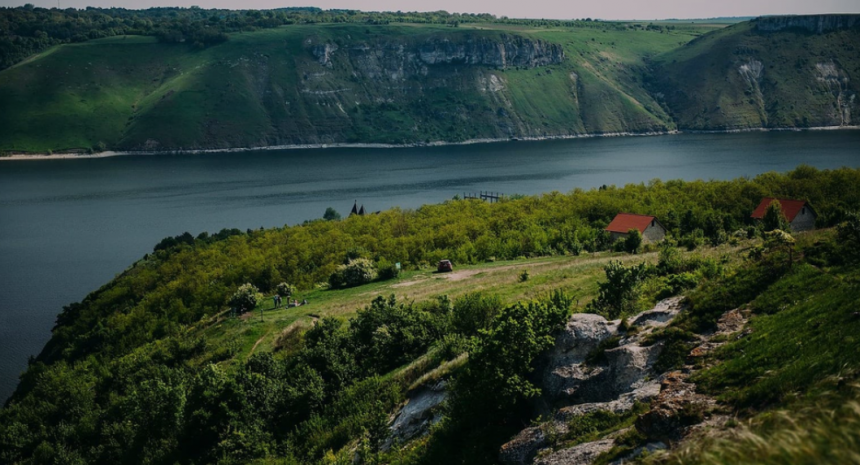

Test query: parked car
[437,259,453,273]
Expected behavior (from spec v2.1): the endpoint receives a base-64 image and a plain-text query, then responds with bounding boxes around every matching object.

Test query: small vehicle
[437,259,453,273]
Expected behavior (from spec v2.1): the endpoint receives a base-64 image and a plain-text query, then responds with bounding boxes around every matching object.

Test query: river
[1,130,859,401]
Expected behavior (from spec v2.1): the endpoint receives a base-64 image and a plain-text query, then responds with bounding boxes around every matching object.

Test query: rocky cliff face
[498,300,751,465]
[754,14,860,34]
[307,34,564,85]
[500,298,685,465]
[649,18,860,131]
[311,33,564,75]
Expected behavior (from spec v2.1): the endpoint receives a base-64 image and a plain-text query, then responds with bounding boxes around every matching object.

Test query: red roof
[750,198,810,222]
[605,213,659,234]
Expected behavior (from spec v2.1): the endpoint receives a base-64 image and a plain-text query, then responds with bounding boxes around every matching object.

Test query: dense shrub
[424,292,571,463]
[451,292,503,336]
[376,259,401,280]
[588,261,649,319]
[228,283,261,313]
[329,258,378,289]
[624,228,643,254]
[276,282,295,298]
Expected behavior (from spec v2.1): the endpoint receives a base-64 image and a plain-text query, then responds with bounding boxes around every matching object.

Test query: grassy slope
[0,23,708,152]
[649,21,860,129]
[0,36,206,152]
[200,252,640,367]
[2,19,857,152]
[642,230,860,465]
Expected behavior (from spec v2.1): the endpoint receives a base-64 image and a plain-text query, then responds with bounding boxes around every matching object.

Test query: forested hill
[0,10,858,153]
[1,166,860,465]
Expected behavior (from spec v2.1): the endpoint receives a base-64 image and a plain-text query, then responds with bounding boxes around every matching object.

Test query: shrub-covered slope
[1,167,860,465]
[1,15,858,153]
[648,16,860,130]
[1,20,699,153]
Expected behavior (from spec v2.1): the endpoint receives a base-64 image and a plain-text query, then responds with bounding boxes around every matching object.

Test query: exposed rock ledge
[500,297,685,465]
[310,33,565,72]
[500,300,751,465]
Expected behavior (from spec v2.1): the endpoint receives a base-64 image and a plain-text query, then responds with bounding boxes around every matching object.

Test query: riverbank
[3,125,859,161]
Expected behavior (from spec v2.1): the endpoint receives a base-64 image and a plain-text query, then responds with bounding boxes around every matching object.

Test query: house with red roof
[605,213,666,243]
[751,198,817,232]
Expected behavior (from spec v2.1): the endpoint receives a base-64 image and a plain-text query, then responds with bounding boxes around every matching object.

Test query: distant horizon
[1,0,858,21]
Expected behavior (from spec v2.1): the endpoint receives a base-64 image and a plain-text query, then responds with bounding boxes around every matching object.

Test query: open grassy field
[197,240,747,370]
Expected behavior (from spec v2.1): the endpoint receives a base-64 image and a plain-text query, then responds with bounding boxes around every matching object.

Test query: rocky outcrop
[533,439,615,465]
[416,34,564,69]
[312,43,339,67]
[754,14,860,34]
[635,372,713,443]
[500,298,685,465]
[307,33,564,82]
[540,298,683,407]
[815,61,855,126]
[382,380,447,450]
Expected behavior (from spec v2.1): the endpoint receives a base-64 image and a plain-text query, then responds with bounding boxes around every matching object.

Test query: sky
[0,0,858,20]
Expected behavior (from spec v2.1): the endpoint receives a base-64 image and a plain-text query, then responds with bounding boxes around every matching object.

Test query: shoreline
[2,125,859,161]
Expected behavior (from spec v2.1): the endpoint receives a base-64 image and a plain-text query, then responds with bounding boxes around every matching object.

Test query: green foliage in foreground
[693,261,860,408]
[36,166,860,370]
[1,167,860,464]
[588,260,648,319]
[646,385,860,465]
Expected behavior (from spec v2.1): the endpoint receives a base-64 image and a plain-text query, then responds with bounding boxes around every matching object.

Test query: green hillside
[0,21,702,153]
[649,17,860,130]
[1,15,857,154]
[2,166,860,464]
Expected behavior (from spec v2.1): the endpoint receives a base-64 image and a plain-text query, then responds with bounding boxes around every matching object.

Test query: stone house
[605,213,667,243]
[750,197,817,232]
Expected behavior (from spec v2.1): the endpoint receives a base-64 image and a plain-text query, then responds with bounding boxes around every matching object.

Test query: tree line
[0,4,626,70]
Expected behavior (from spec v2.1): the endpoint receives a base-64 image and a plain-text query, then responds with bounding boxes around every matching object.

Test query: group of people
[273,295,308,308]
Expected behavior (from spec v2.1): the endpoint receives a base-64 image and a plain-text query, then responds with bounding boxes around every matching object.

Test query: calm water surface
[1,130,859,401]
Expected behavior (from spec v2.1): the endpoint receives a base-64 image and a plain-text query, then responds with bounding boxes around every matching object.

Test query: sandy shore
[2,126,858,161]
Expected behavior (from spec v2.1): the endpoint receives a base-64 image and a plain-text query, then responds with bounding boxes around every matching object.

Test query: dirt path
[248,332,269,358]
[390,251,639,288]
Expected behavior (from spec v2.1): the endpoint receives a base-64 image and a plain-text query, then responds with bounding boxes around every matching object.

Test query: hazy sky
[1,0,858,20]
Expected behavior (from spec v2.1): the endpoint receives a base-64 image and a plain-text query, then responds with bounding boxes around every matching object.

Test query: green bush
[624,228,643,254]
[276,282,295,298]
[323,207,341,221]
[328,258,378,289]
[762,200,790,232]
[377,259,400,280]
[451,292,503,336]
[424,293,571,463]
[648,327,698,372]
[228,283,261,313]
[588,261,648,319]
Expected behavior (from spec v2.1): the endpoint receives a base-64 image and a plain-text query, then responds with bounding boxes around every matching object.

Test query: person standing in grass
[273,295,279,308]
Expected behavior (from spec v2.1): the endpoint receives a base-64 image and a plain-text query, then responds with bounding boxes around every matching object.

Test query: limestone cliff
[648,16,860,131]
